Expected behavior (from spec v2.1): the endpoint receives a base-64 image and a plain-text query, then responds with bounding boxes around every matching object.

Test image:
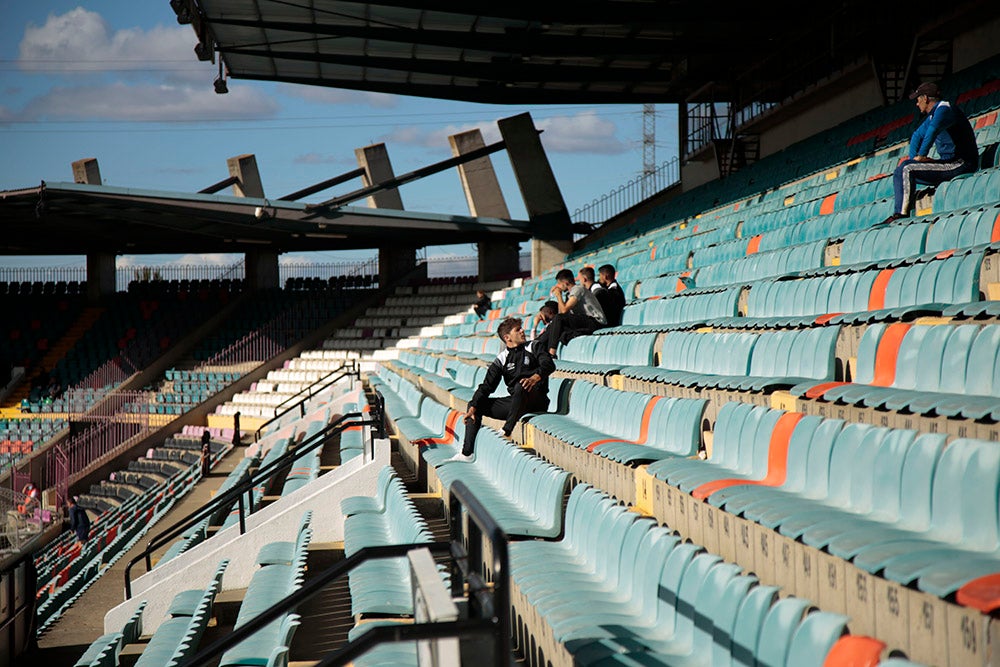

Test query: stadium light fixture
[214,60,228,94]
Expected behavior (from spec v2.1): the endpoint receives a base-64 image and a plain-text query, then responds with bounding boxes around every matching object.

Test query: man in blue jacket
[883,81,978,224]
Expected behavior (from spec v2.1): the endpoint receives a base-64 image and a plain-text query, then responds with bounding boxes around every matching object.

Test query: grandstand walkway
[16,441,249,667]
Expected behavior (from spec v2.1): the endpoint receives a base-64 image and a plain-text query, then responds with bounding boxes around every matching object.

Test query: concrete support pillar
[72,158,102,186]
[245,249,281,291]
[86,252,116,302]
[355,144,421,286]
[496,113,573,277]
[71,158,115,301]
[226,154,279,289]
[449,129,521,282]
[530,238,574,277]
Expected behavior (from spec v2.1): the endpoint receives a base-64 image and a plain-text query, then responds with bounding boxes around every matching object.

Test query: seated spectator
[882,81,978,224]
[18,482,40,516]
[577,266,600,295]
[596,264,627,327]
[473,289,492,320]
[529,300,558,343]
[452,317,554,461]
[545,268,607,357]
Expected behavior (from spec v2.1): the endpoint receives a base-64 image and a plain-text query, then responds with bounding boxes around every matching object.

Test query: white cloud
[19,7,210,84]
[384,121,500,149]
[279,84,398,109]
[383,112,626,155]
[10,8,279,123]
[18,82,278,121]
[279,254,319,265]
[117,253,240,267]
[536,111,627,154]
[171,253,240,266]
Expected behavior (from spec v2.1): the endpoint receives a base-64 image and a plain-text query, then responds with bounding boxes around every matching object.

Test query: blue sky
[0,2,678,270]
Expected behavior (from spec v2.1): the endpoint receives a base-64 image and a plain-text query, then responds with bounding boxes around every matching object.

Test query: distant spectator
[545,268,607,357]
[67,496,90,544]
[596,264,627,327]
[451,317,554,461]
[201,430,212,478]
[473,289,492,320]
[45,375,60,400]
[882,81,978,225]
[19,483,40,516]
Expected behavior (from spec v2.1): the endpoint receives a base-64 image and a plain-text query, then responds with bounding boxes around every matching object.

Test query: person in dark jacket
[67,496,90,544]
[882,81,978,224]
[473,289,492,319]
[596,264,627,327]
[201,429,212,477]
[452,317,555,460]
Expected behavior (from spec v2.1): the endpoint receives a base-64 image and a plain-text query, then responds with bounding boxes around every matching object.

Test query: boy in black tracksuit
[453,317,555,460]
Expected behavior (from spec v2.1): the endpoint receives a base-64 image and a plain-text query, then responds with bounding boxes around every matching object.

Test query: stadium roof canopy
[3,1,994,257]
[183,0,992,104]
[0,182,529,255]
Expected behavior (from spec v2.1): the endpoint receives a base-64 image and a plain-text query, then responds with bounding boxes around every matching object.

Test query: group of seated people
[532,264,625,357]
[451,264,624,462]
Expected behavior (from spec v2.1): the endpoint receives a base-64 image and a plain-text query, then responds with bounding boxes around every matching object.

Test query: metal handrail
[181,542,452,667]
[179,480,511,667]
[447,479,511,662]
[123,411,378,598]
[253,362,360,442]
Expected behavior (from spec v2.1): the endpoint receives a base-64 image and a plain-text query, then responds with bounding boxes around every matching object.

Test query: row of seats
[133,560,228,667]
[423,428,570,538]
[74,601,145,667]
[510,484,902,667]
[341,468,438,616]
[218,514,309,667]
[793,321,1000,420]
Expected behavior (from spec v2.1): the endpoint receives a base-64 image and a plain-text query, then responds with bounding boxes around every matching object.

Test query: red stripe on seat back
[804,381,849,400]
[691,412,804,499]
[820,193,837,215]
[586,396,663,452]
[957,572,1000,613]
[822,635,886,666]
[867,268,895,311]
[871,322,912,387]
[676,271,691,293]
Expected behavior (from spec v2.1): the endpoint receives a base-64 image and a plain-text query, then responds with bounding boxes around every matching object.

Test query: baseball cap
[909,82,941,99]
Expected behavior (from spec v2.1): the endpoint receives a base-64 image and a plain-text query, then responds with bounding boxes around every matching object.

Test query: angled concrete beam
[496,113,573,276]
[449,129,520,281]
[355,144,422,285]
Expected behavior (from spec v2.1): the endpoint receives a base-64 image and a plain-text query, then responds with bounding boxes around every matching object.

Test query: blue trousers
[892,158,973,215]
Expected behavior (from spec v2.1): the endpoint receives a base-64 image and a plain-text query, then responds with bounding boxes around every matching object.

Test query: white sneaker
[448,452,474,462]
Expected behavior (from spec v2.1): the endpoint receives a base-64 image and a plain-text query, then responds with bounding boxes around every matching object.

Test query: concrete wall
[953,16,1000,71]
[680,147,720,192]
[756,76,885,159]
